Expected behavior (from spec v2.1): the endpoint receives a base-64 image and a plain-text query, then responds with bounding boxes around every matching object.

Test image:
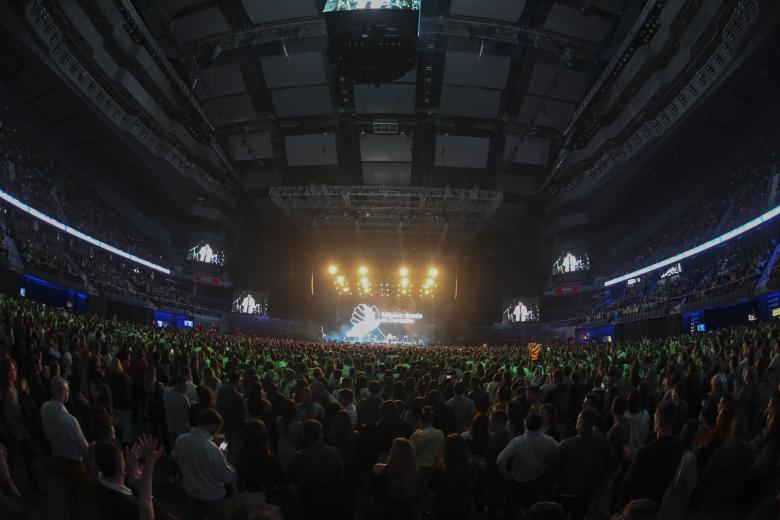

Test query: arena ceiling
[1,0,777,249]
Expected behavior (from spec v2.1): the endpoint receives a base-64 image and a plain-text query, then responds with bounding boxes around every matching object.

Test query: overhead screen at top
[324,0,420,12]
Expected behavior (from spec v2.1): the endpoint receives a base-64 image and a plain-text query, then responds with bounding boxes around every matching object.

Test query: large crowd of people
[579,225,779,325]
[598,116,780,280]
[0,113,196,310]
[1,293,780,520]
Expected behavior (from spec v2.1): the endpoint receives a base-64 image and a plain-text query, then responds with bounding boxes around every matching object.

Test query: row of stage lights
[327,264,439,298]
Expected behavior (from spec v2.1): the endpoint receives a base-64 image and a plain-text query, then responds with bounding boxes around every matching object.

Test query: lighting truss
[269,185,503,240]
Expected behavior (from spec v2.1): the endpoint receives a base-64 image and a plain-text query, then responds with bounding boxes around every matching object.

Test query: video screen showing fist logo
[346,303,381,338]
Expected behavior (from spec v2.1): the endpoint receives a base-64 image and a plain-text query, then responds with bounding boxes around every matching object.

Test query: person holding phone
[174,408,236,520]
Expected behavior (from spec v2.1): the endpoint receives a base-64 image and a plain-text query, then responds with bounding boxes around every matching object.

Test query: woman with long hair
[463,412,489,457]
[368,437,421,519]
[428,433,474,520]
[237,420,286,516]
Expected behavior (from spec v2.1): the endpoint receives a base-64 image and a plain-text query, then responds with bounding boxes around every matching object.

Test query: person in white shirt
[562,252,578,272]
[239,294,255,314]
[174,408,236,520]
[513,301,529,323]
[40,377,90,520]
[197,243,213,263]
[496,413,559,515]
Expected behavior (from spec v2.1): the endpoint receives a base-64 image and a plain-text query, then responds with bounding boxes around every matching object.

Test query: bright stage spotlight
[358,265,368,276]
[328,265,338,275]
[428,267,438,278]
[336,275,345,285]
[400,278,409,287]
[399,267,409,277]
[360,276,369,287]
[424,278,434,287]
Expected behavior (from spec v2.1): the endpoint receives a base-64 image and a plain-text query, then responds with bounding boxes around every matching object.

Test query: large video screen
[552,251,590,276]
[187,241,225,267]
[328,298,433,344]
[502,298,540,324]
[231,290,268,316]
[324,0,420,12]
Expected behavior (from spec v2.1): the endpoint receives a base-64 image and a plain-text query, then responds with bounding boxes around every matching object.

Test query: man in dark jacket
[621,401,683,507]
[357,380,382,430]
[554,409,618,520]
[292,420,345,518]
[216,371,245,465]
[485,410,513,520]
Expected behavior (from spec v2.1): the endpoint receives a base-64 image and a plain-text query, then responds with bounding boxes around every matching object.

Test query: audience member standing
[622,401,683,507]
[554,409,618,520]
[658,419,699,520]
[368,438,421,520]
[428,433,474,520]
[40,376,90,520]
[497,413,558,515]
[291,420,345,519]
[164,375,190,481]
[357,380,382,431]
[485,410,512,520]
[698,411,753,512]
[447,382,478,433]
[107,356,133,446]
[296,386,325,422]
[174,408,236,520]
[408,406,445,479]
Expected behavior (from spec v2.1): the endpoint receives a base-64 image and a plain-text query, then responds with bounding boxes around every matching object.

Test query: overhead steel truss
[269,185,503,240]
[177,16,602,67]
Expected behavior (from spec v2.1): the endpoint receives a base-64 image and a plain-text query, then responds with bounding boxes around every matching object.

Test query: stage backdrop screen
[324,0,420,12]
[328,296,434,343]
[502,297,540,323]
[187,241,226,267]
[551,251,590,276]
[231,290,268,316]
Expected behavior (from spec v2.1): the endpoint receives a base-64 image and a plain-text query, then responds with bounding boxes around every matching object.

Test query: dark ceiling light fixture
[324,2,419,83]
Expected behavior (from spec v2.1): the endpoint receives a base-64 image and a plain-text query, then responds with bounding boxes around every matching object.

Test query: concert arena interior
[1,1,780,520]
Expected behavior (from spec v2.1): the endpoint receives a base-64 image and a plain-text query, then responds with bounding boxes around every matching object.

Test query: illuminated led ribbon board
[604,204,780,287]
[0,188,171,275]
